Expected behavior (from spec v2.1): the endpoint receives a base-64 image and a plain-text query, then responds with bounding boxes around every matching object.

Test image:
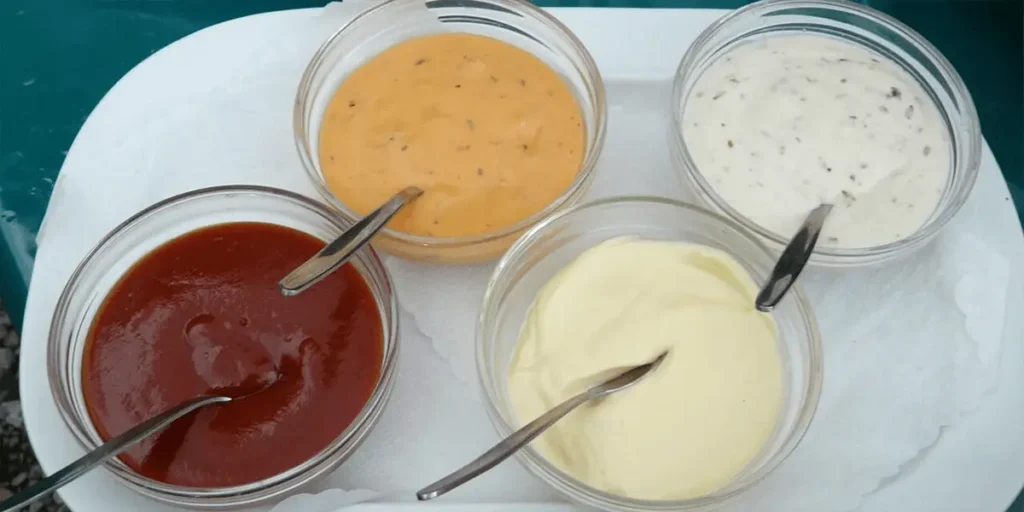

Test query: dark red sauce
[82,222,383,487]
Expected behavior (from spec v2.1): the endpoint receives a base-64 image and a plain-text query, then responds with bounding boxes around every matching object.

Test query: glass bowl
[477,197,823,511]
[47,185,399,508]
[294,0,606,264]
[669,0,981,267]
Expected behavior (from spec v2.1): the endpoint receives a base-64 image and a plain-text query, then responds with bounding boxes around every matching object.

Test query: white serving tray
[18,4,1024,512]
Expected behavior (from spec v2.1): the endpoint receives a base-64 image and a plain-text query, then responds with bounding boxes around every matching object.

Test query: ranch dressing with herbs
[682,34,951,249]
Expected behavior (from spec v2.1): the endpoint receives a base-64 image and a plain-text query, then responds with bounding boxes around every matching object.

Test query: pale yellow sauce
[509,239,783,500]
[319,33,585,238]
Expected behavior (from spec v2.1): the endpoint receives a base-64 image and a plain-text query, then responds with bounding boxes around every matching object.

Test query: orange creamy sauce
[319,33,586,238]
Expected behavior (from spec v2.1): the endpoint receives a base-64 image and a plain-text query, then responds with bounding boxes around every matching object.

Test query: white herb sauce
[682,34,951,249]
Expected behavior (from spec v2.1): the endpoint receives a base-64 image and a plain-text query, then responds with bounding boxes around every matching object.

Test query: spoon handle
[755,203,833,312]
[278,186,423,297]
[416,391,592,501]
[0,395,228,512]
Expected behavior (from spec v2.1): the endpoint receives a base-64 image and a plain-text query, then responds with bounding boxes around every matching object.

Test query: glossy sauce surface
[319,33,585,238]
[82,223,383,487]
[509,239,782,499]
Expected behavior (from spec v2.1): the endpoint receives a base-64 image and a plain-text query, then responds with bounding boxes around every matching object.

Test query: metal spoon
[0,377,279,512]
[416,352,668,501]
[755,203,833,312]
[279,186,423,297]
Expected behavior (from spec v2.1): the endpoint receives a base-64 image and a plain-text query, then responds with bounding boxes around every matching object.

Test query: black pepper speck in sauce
[681,34,951,249]
[318,33,585,238]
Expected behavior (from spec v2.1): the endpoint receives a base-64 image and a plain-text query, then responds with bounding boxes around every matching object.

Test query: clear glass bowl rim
[476,195,824,510]
[293,0,608,249]
[45,184,400,505]
[670,0,982,262]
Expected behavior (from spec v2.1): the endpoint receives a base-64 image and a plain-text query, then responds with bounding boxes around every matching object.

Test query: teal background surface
[0,0,1021,509]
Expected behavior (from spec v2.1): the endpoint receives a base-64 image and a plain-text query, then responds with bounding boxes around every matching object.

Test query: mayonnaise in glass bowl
[476,197,822,511]
[670,0,981,267]
[295,0,606,264]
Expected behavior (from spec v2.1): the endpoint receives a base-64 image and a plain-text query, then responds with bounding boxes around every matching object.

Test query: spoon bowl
[755,203,832,312]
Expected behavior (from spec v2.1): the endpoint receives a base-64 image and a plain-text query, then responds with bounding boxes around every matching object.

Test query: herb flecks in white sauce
[683,34,951,249]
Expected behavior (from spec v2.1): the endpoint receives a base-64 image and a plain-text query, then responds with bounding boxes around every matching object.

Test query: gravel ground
[0,301,68,511]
